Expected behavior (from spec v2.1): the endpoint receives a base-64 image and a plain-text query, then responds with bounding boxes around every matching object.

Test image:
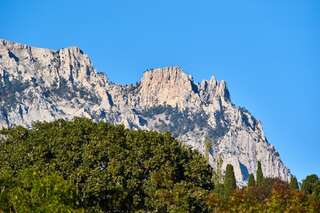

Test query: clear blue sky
[1,0,319,180]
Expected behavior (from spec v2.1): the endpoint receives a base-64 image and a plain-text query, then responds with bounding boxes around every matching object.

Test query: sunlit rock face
[0,39,290,184]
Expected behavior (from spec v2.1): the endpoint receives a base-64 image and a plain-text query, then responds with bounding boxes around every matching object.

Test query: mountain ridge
[0,39,290,185]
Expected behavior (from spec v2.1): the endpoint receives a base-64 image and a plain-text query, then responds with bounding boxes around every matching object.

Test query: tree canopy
[223,164,236,197]
[0,118,319,212]
[256,161,264,186]
[0,118,213,212]
[301,174,320,199]
[290,176,299,191]
[248,174,256,187]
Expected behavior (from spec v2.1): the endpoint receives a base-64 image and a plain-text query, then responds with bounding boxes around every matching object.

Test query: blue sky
[1,0,319,180]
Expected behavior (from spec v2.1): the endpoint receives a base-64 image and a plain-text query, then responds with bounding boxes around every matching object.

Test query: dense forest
[0,118,319,212]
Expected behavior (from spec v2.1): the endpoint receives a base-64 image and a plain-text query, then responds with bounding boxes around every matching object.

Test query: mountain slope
[0,39,290,184]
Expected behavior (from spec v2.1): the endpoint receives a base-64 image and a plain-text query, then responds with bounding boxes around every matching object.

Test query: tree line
[210,161,320,212]
[0,118,319,212]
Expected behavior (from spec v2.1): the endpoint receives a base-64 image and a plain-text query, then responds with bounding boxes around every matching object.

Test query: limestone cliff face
[0,39,290,184]
[139,67,200,109]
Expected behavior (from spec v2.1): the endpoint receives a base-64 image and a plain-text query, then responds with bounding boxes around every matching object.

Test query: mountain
[0,39,290,184]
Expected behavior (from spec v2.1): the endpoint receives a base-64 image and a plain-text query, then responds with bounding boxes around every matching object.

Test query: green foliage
[212,155,223,185]
[248,173,255,187]
[213,183,225,198]
[256,161,264,186]
[207,178,320,212]
[0,118,213,212]
[204,137,212,163]
[301,174,320,199]
[224,164,236,197]
[0,118,319,212]
[290,176,299,190]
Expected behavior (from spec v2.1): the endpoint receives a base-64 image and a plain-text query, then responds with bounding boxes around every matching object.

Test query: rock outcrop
[0,39,290,184]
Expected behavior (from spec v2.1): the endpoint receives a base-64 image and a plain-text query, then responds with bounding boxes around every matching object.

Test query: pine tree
[204,137,212,163]
[290,176,299,190]
[213,155,223,184]
[301,174,319,194]
[248,173,255,187]
[256,161,264,186]
[224,164,237,197]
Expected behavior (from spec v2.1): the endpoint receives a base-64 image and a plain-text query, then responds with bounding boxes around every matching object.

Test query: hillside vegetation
[0,118,319,212]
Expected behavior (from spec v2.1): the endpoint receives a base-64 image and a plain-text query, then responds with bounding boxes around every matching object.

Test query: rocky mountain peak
[56,46,95,84]
[141,66,192,86]
[139,66,199,109]
[0,39,102,89]
[216,80,230,101]
[0,39,291,185]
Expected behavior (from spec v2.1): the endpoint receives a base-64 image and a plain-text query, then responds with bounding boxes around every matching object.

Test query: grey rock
[0,39,290,184]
